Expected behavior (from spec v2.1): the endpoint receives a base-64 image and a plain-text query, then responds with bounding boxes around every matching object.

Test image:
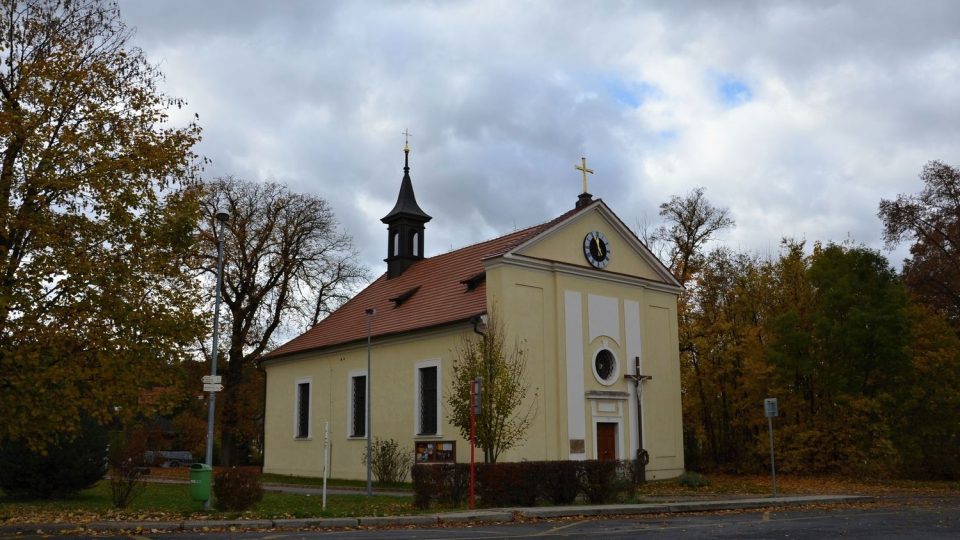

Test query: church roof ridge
[264,203,589,361]
[429,204,585,258]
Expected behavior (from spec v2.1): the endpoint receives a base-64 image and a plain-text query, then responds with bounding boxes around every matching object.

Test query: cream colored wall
[484,264,559,462]
[555,274,683,479]
[519,209,662,281]
[264,326,472,480]
[486,261,684,479]
[641,289,684,478]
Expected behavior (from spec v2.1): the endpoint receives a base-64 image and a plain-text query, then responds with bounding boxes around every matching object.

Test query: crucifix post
[625,356,652,484]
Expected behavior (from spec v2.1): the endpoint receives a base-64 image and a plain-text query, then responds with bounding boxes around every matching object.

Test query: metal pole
[768,415,777,497]
[635,358,645,484]
[365,308,374,496]
[203,213,227,510]
[322,420,329,511]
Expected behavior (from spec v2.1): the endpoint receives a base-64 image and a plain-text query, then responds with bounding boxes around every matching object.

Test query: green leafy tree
[767,243,909,474]
[447,312,537,463]
[807,243,909,398]
[0,0,204,450]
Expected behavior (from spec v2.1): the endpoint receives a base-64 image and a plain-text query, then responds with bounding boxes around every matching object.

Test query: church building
[262,146,685,480]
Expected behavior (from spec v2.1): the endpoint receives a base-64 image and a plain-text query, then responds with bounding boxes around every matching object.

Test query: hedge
[412,459,635,509]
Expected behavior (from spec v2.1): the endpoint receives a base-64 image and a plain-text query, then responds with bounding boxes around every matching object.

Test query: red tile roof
[265,206,582,360]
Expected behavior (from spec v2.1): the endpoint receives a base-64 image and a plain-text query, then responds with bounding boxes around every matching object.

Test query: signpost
[202,383,224,392]
[764,398,778,497]
[202,375,221,384]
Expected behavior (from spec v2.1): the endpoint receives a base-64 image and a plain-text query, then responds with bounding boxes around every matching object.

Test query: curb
[0,495,876,534]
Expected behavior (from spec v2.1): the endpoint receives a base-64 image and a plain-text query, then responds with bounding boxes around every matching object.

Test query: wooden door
[597,422,617,461]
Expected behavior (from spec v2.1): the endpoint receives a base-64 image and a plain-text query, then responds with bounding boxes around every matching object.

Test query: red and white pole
[469,379,476,509]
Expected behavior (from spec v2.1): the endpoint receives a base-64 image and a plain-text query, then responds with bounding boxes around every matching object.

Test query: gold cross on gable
[575,156,594,193]
[402,129,412,151]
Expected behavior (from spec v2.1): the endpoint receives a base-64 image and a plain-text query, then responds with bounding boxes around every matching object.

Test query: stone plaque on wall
[570,439,585,454]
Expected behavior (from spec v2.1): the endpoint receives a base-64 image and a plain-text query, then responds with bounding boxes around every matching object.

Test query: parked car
[143,450,194,468]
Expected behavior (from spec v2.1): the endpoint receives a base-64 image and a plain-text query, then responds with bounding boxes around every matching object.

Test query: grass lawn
[260,472,411,491]
[147,467,412,491]
[0,480,417,525]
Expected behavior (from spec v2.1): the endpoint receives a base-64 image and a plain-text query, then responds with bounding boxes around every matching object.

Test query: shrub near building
[0,418,108,499]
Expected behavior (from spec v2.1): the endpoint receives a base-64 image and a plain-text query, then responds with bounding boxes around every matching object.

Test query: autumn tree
[197,177,366,465]
[651,188,737,469]
[447,312,537,463]
[879,160,960,327]
[681,248,774,471]
[0,0,204,450]
[767,243,910,474]
[892,303,960,479]
[653,187,734,285]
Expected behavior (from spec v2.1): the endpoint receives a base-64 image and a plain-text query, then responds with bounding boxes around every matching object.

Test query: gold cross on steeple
[575,156,594,193]
[402,129,412,151]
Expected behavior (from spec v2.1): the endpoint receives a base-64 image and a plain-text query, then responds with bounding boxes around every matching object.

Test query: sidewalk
[0,494,874,535]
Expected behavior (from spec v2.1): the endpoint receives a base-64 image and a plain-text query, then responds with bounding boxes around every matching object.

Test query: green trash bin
[189,463,212,502]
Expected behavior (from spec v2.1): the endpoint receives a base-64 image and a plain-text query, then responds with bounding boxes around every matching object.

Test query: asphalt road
[213,499,957,539]
[7,497,958,539]
[11,497,960,540]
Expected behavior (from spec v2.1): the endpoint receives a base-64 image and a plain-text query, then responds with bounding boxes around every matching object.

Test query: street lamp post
[204,207,229,509]
[365,308,375,496]
[471,314,489,463]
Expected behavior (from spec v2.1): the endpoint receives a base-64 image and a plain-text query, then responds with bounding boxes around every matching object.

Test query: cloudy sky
[119,0,959,275]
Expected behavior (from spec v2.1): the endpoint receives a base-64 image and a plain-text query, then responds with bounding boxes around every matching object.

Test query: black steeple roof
[381,149,431,223]
[381,143,431,278]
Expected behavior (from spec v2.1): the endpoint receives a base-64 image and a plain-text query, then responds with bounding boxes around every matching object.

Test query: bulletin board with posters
[414,441,456,463]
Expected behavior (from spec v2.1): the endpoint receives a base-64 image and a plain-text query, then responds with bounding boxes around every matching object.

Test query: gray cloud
[119,0,960,274]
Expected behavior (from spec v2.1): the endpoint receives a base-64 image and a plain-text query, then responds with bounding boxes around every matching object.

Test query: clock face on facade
[583,231,611,269]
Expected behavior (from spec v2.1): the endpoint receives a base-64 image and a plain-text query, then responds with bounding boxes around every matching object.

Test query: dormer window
[389,286,421,308]
[460,272,486,292]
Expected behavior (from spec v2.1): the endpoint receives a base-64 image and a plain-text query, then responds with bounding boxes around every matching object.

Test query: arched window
[392,232,399,256]
[412,232,419,256]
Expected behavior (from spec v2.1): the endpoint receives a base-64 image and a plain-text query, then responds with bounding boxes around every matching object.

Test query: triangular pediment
[506,201,680,287]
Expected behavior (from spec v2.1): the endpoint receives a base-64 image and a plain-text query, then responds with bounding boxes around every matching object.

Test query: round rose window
[594,349,616,383]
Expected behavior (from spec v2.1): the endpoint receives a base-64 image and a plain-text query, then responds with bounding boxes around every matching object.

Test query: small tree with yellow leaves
[447,312,537,463]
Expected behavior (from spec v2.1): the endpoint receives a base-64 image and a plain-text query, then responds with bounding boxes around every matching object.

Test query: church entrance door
[597,422,617,461]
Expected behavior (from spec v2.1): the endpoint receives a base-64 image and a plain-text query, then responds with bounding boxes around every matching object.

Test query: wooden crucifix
[624,356,652,484]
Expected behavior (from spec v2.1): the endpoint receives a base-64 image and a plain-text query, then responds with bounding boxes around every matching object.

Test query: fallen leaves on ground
[635,474,960,499]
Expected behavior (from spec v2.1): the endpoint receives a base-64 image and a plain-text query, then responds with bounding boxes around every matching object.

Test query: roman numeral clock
[583,231,611,269]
